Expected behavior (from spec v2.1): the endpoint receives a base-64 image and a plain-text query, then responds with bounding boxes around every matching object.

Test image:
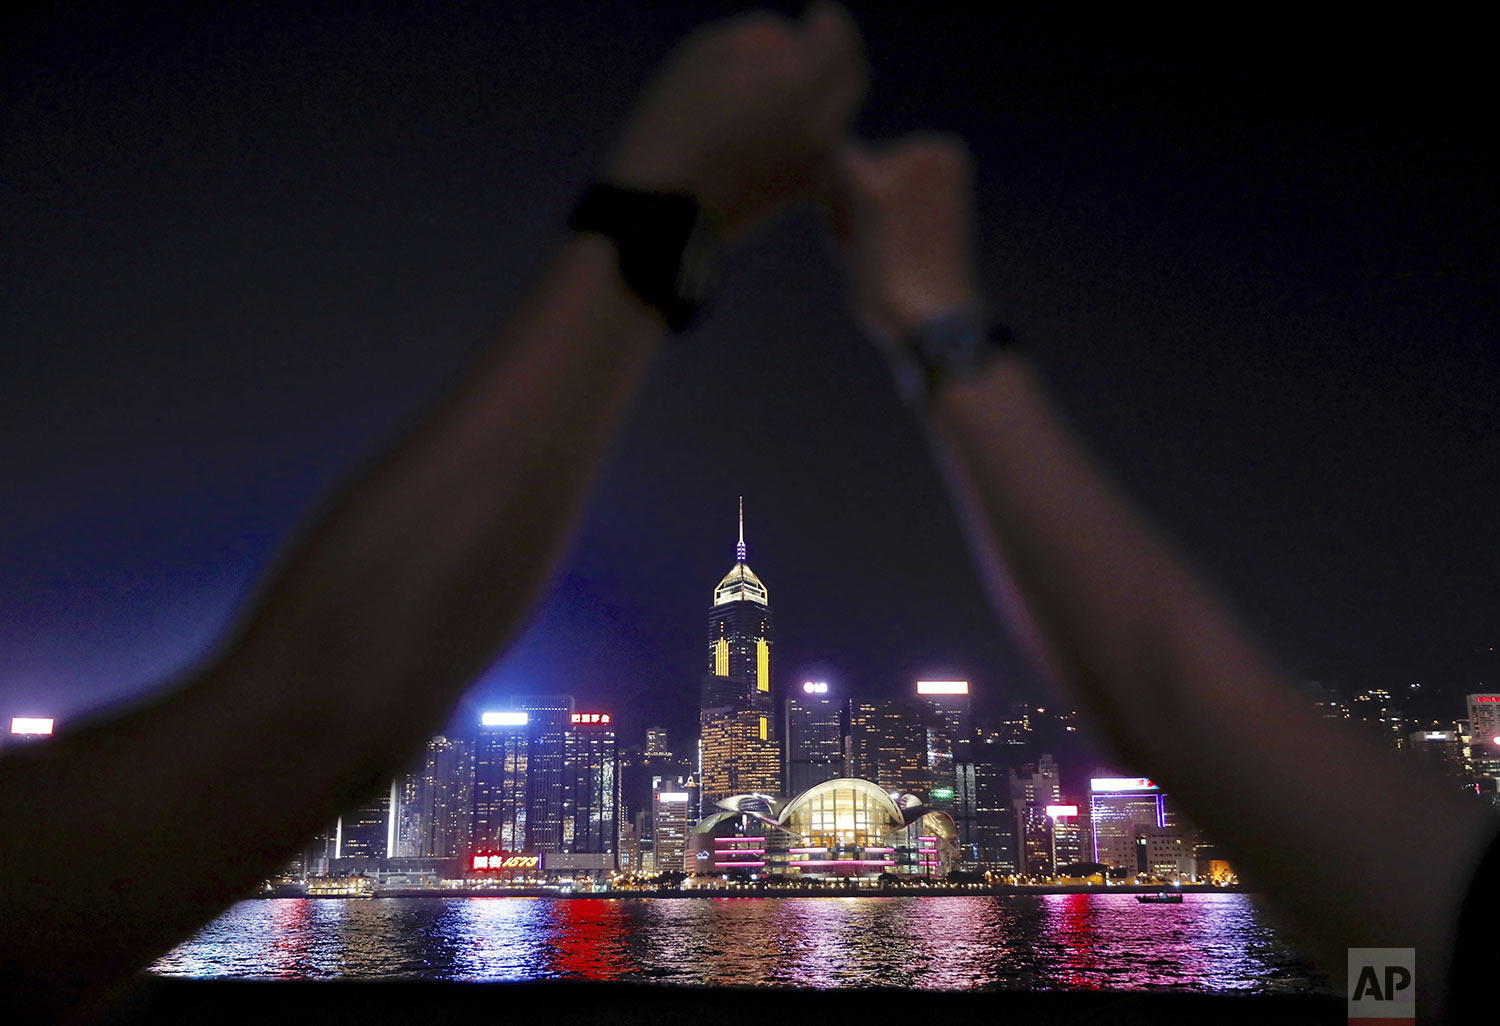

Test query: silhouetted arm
[0,7,864,1021]
[832,137,1495,1017]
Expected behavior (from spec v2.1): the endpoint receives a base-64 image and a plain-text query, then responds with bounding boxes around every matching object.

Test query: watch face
[912,310,988,377]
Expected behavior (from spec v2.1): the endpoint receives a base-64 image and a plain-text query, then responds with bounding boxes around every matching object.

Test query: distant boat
[1137,891,1183,904]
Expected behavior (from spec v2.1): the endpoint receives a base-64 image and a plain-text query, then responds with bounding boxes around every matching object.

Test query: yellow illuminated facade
[701,499,780,809]
[700,708,780,805]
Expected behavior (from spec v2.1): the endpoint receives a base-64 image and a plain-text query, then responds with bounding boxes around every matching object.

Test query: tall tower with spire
[700,498,780,812]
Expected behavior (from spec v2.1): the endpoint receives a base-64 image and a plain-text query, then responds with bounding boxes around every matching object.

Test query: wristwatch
[567,182,721,333]
[896,308,1016,404]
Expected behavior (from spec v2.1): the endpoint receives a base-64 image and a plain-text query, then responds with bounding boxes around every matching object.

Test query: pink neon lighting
[713,861,767,868]
[715,850,766,856]
[790,860,895,867]
[714,837,762,844]
[787,848,828,854]
[1090,776,1159,793]
[862,847,895,853]
[918,836,938,842]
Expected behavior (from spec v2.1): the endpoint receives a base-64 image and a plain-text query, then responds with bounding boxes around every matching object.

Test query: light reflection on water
[151,894,1331,993]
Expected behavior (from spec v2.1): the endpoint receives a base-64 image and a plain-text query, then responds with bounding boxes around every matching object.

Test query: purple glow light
[787,847,828,854]
[1090,776,1159,793]
[862,847,895,853]
[790,860,895,867]
[715,837,762,844]
[714,861,767,868]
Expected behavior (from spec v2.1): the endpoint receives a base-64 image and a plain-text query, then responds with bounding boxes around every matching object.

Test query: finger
[820,139,881,248]
[729,9,795,50]
[801,3,868,134]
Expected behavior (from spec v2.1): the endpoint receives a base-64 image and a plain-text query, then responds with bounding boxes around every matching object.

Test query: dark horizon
[4,2,1495,761]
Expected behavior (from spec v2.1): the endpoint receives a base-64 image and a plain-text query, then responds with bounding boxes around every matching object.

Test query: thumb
[824,139,880,244]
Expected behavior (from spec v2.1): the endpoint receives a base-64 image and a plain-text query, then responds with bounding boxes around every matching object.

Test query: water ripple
[150,894,1333,994]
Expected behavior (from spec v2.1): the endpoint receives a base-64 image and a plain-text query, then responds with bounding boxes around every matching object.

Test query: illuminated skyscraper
[1409,728,1469,788]
[561,710,618,867]
[1467,694,1500,789]
[700,499,780,811]
[472,711,531,852]
[1089,776,1166,871]
[914,680,976,858]
[846,699,926,794]
[971,739,1019,873]
[1010,755,1062,876]
[335,783,398,860]
[786,682,846,794]
[620,728,692,874]
[396,735,474,859]
[512,695,575,851]
[651,776,694,875]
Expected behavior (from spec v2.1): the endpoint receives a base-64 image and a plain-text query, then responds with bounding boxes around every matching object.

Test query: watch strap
[897,308,1016,405]
[567,182,717,333]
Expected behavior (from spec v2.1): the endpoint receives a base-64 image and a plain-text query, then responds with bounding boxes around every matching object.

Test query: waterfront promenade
[346,882,1243,899]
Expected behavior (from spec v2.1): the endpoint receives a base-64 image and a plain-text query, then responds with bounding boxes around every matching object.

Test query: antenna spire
[736,496,747,563]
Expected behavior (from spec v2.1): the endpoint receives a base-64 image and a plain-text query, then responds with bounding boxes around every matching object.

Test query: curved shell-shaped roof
[691,810,746,837]
[922,810,958,838]
[714,793,782,816]
[776,777,906,830]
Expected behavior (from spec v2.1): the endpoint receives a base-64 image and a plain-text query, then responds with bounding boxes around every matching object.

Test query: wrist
[566,182,722,333]
[883,306,1017,407]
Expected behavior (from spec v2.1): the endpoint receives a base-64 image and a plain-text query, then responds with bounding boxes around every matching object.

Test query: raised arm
[0,7,864,1020]
[830,137,1495,1014]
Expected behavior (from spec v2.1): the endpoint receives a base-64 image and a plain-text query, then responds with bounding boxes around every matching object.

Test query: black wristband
[567,183,719,333]
[894,308,1016,406]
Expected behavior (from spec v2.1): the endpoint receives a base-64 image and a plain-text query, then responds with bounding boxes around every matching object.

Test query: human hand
[828,135,981,343]
[605,3,866,239]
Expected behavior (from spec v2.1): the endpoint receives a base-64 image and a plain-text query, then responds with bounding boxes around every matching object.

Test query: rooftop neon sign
[481,711,528,727]
[570,713,611,724]
[1091,777,1160,793]
[916,680,969,695]
[802,681,828,694]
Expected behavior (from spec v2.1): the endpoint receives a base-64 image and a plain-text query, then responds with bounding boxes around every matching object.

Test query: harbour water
[152,893,1333,993]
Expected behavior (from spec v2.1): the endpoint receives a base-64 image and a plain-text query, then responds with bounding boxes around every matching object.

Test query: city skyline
[4,4,1496,758]
[4,9,1494,1021]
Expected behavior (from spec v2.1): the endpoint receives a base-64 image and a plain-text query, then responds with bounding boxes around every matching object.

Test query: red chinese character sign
[569,713,611,725]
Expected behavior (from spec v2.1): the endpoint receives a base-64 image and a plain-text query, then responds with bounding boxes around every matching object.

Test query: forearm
[0,235,663,1017]
[219,235,660,751]
[930,353,1494,983]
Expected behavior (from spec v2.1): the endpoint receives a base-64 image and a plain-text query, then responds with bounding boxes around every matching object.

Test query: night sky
[4,3,1495,758]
